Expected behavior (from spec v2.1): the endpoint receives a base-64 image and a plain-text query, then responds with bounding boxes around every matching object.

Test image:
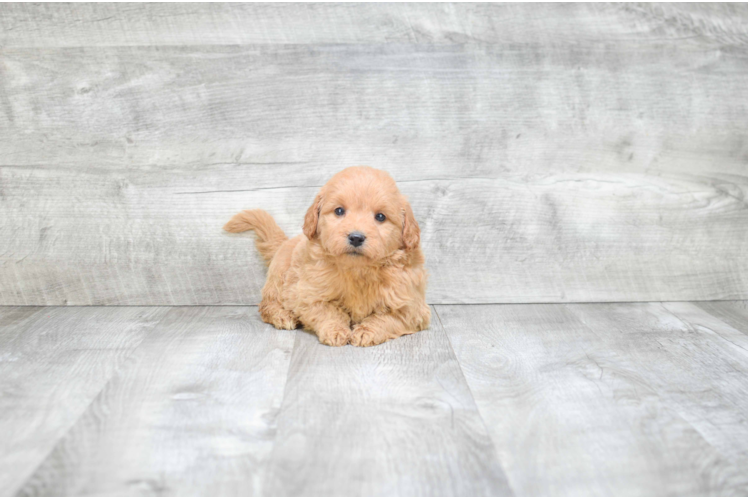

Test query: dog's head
[303,166,420,264]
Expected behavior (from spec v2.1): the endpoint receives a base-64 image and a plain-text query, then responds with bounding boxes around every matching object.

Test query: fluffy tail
[223,209,288,265]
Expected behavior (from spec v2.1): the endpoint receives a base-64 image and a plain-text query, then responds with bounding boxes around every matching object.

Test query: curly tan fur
[223,166,430,347]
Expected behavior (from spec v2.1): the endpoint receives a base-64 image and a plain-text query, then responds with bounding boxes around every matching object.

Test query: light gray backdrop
[1,3,747,305]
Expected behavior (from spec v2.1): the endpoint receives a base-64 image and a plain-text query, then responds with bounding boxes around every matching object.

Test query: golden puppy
[223,166,430,347]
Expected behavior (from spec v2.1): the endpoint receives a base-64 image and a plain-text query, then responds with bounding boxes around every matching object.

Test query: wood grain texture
[2,34,748,304]
[438,303,748,495]
[262,308,512,496]
[18,306,295,496]
[0,306,45,344]
[3,302,748,495]
[4,43,748,173]
[3,165,747,305]
[0,306,168,496]
[567,302,748,489]
[3,3,748,47]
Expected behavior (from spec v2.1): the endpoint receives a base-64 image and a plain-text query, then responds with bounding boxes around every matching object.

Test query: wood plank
[0,306,168,496]
[696,301,748,336]
[3,4,747,47]
[0,306,45,343]
[3,44,748,174]
[19,306,295,496]
[2,41,747,304]
[439,303,748,495]
[262,307,511,496]
[2,166,746,304]
[568,302,748,479]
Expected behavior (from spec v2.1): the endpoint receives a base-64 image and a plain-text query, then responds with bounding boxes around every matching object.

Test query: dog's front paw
[350,323,390,347]
[317,324,351,347]
[272,310,299,330]
[260,302,299,330]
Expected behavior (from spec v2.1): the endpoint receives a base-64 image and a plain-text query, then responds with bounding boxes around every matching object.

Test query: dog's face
[303,166,420,265]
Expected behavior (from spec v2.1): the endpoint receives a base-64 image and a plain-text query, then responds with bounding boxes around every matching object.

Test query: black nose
[348,232,366,247]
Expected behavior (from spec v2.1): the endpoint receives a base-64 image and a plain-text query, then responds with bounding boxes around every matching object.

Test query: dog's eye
[334,207,345,216]
[375,213,386,222]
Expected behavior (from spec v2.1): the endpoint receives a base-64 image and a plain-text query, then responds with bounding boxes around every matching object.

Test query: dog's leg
[297,302,352,347]
[259,268,299,331]
[259,298,299,330]
[350,304,431,347]
[255,237,300,330]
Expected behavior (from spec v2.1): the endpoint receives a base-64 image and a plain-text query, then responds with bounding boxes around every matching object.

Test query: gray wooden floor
[1,302,747,496]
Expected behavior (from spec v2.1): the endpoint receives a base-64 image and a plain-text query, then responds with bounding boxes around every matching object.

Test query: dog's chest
[336,268,389,322]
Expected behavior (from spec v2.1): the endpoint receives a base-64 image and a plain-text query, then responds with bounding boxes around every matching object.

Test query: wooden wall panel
[1,5,747,305]
[2,161,746,304]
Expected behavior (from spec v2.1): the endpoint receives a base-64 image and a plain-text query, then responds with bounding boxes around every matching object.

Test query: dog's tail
[223,209,288,265]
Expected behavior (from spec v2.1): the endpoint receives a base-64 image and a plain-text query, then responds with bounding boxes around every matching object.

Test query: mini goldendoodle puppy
[224,166,430,347]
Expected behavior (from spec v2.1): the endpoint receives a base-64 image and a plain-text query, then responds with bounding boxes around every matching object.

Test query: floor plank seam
[664,303,748,349]
[256,330,302,496]
[690,302,748,339]
[13,310,172,495]
[431,305,517,497]
[568,301,748,492]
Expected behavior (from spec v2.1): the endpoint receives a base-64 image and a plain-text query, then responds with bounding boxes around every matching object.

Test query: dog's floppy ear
[401,198,421,251]
[303,192,323,240]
